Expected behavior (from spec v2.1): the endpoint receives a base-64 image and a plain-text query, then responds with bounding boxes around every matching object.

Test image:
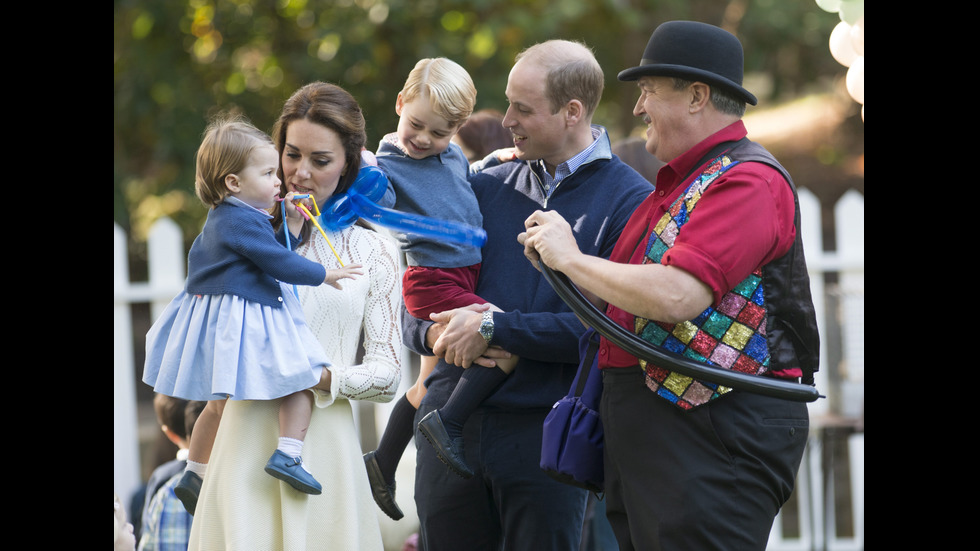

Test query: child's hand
[360,148,378,167]
[495,147,518,163]
[283,191,313,221]
[323,263,364,289]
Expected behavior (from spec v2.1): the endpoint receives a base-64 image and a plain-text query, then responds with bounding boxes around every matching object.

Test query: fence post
[799,188,829,419]
[114,223,141,507]
[148,217,186,320]
[835,190,864,419]
[847,433,864,548]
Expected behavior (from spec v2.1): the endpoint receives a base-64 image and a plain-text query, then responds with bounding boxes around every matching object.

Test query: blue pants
[414,403,588,550]
[601,367,809,551]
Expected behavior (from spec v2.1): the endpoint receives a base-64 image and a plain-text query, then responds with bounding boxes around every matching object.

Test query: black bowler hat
[618,20,758,106]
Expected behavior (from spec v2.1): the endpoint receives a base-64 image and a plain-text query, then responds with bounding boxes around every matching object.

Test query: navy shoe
[264,450,322,495]
[418,410,474,479]
[364,451,404,520]
[173,471,203,516]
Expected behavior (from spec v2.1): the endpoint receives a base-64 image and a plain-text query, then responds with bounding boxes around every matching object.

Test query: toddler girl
[142,115,362,515]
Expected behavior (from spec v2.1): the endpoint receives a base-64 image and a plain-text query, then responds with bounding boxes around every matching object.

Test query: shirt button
[278,297,284,302]
[658,190,665,196]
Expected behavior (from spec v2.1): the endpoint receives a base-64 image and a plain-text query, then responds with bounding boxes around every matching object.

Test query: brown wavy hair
[270,82,368,237]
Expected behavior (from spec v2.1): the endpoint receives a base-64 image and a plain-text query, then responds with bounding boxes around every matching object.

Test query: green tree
[115,0,845,273]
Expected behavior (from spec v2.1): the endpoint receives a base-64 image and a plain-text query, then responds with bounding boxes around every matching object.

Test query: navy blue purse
[540,327,604,493]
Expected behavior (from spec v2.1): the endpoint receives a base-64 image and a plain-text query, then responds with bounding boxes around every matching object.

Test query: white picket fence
[769,188,865,551]
[113,188,863,550]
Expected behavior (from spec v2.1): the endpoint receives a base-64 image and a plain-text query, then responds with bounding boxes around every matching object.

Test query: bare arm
[518,209,713,324]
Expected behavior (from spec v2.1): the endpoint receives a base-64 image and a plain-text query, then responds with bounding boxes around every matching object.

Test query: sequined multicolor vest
[636,141,819,410]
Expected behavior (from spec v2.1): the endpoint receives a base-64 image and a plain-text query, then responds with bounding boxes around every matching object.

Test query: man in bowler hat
[519,20,820,550]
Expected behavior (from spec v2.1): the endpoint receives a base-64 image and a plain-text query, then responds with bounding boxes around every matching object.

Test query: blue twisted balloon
[319,165,487,247]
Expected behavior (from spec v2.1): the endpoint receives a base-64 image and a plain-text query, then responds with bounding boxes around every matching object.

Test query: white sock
[278,437,304,458]
[185,460,207,478]
[277,437,312,474]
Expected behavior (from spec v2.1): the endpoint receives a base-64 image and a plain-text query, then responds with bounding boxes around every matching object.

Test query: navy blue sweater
[404,133,654,410]
[185,199,327,307]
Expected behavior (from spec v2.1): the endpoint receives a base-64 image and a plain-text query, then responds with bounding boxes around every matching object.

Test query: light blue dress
[143,198,330,401]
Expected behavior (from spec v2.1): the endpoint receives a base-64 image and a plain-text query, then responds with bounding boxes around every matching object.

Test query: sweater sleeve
[232,214,327,286]
[400,301,435,356]
[309,229,403,407]
[493,309,585,364]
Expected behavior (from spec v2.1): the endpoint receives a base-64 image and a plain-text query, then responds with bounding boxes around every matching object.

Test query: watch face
[480,313,493,342]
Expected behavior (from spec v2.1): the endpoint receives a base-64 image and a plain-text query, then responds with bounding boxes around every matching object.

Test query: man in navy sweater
[402,39,653,550]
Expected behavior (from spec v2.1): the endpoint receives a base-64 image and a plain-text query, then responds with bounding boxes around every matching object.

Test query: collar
[378,132,459,165]
[533,125,611,190]
[563,124,609,175]
[223,195,274,219]
[661,120,747,188]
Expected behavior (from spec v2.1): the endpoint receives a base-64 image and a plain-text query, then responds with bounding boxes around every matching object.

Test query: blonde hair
[194,114,275,208]
[399,58,477,127]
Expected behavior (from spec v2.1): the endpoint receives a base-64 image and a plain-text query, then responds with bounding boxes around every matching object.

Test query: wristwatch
[478,310,494,344]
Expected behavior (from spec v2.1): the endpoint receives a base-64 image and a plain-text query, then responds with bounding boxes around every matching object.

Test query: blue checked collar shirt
[534,125,605,196]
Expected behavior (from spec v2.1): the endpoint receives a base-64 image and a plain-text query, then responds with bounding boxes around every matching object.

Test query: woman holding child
[188,81,403,550]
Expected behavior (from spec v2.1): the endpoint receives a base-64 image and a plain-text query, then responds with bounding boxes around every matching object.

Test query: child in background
[452,108,512,164]
[138,400,206,551]
[364,57,517,521]
[143,115,363,515]
[133,394,193,541]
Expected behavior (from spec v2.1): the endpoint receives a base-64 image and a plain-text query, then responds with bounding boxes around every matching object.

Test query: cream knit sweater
[189,224,402,551]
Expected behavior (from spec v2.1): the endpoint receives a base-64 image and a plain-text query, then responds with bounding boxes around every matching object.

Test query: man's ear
[225,173,241,193]
[564,99,584,126]
[689,82,711,113]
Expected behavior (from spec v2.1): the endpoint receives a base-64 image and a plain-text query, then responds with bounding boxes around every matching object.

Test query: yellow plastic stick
[296,203,345,267]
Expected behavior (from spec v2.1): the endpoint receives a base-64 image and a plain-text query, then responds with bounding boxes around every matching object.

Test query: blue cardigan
[185,199,327,307]
[403,129,654,410]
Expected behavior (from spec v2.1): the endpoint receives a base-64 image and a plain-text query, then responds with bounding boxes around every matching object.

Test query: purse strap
[574,329,601,397]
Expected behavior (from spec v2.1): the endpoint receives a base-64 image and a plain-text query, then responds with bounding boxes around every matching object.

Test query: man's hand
[430,304,492,369]
[518,210,581,273]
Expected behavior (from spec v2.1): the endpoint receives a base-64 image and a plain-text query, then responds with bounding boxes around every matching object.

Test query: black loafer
[173,470,203,516]
[363,451,404,520]
[418,410,474,479]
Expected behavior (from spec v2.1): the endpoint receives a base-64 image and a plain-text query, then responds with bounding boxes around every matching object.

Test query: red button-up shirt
[599,121,798,372]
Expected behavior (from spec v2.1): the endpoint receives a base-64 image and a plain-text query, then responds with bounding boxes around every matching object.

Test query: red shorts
[402,264,484,320]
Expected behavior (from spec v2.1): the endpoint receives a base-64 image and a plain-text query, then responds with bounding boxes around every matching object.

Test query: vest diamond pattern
[636,154,772,409]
